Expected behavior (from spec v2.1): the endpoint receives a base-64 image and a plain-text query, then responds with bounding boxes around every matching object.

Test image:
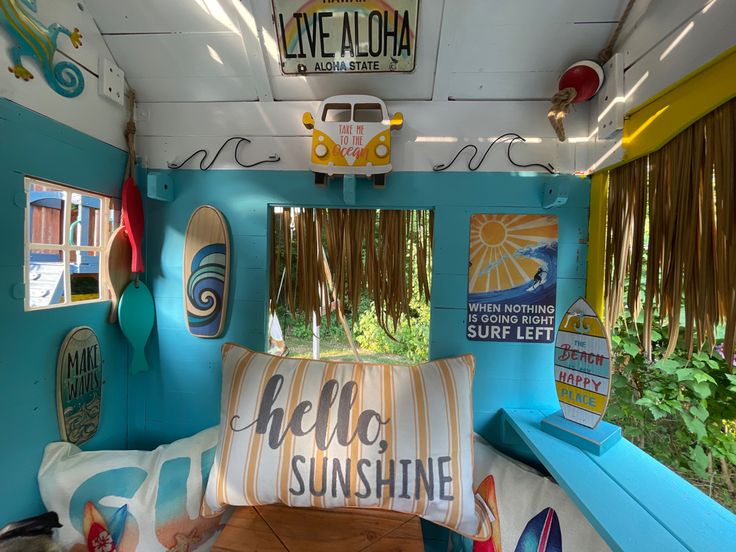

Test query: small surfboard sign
[554,297,612,428]
[56,326,102,445]
[184,205,231,338]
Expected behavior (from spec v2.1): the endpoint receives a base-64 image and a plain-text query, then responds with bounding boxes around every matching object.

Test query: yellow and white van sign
[272,0,419,74]
[303,95,403,176]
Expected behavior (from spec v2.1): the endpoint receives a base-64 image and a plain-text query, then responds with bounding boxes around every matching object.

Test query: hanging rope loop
[124,89,137,180]
[547,87,578,142]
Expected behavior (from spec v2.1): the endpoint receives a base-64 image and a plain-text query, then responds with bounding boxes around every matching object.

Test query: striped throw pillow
[203,343,494,540]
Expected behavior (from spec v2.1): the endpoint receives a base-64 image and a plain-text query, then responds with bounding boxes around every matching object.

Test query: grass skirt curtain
[604,97,736,366]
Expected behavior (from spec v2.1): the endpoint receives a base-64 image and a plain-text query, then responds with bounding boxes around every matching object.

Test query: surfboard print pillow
[204,343,495,541]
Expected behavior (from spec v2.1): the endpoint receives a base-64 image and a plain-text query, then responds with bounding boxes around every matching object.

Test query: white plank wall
[136,99,590,172]
[0,0,127,150]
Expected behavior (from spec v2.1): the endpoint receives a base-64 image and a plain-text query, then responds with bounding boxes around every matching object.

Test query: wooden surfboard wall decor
[183,205,231,338]
[103,226,132,324]
[554,297,612,429]
[56,326,102,445]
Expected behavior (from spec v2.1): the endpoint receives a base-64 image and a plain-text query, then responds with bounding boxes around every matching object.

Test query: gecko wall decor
[0,0,85,97]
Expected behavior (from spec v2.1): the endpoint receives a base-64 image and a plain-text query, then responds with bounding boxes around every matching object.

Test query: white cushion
[38,427,226,551]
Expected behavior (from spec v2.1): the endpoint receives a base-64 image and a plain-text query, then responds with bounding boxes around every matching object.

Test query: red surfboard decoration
[84,502,117,552]
[122,176,144,273]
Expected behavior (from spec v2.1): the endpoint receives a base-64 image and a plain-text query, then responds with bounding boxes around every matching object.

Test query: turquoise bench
[501,408,736,551]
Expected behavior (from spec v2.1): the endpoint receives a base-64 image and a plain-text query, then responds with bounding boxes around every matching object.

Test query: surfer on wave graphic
[527,267,548,292]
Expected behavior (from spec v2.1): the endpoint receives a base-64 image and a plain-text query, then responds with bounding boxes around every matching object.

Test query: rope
[124,89,137,180]
[599,0,637,64]
[547,87,577,142]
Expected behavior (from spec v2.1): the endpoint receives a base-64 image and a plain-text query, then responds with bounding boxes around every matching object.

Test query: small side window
[25,178,120,310]
[353,103,384,123]
[322,103,352,122]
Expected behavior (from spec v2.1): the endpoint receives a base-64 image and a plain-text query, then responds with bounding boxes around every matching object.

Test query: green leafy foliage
[278,290,430,364]
[354,294,430,363]
[606,312,736,511]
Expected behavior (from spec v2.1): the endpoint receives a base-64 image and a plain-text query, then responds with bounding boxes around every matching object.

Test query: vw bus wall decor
[56,326,102,445]
[303,95,403,187]
[272,0,418,74]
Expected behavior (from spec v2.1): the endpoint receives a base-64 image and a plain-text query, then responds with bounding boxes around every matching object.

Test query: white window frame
[24,177,117,311]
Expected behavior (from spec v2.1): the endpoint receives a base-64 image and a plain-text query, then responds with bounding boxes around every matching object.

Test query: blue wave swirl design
[187,243,226,336]
[469,241,557,307]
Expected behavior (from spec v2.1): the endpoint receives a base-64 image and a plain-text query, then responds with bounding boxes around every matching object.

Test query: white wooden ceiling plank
[479,0,625,24]
[265,72,435,102]
[232,0,274,101]
[85,0,246,34]
[445,71,563,100]
[136,101,317,137]
[103,33,252,79]
[449,23,613,74]
[127,77,258,102]
[617,0,712,68]
[435,1,615,101]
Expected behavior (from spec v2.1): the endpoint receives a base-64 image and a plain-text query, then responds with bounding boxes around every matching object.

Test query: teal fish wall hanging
[0,0,85,97]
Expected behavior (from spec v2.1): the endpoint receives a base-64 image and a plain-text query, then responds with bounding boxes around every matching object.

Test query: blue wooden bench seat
[501,408,736,552]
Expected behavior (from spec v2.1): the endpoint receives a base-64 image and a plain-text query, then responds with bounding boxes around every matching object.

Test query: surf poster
[467,214,558,343]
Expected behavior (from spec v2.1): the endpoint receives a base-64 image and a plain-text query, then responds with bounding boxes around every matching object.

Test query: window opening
[269,207,433,364]
[353,103,384,123]
[322,103,352,123]
[25,177,120,310]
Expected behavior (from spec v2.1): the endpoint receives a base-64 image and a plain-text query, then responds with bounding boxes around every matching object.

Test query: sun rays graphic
[469,214,558,294]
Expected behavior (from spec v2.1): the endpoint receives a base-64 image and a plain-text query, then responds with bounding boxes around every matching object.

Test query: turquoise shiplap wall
[131,170,590,453]
[0,99,129,525]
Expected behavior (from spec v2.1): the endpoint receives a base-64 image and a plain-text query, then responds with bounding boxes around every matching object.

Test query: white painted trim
[135,99,590,173]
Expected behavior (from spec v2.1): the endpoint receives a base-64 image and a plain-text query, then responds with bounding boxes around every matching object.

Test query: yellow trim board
[585,172,608,321]
[623,45,736,162]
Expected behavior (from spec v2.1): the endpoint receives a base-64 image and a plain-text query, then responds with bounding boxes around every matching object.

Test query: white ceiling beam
[233,0,274,101]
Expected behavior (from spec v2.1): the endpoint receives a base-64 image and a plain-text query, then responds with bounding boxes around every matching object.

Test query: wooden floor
[212,504,425,552]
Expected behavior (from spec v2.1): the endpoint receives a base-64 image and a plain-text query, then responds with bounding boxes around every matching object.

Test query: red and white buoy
[558,60,604,103]
[549,60,604,141]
